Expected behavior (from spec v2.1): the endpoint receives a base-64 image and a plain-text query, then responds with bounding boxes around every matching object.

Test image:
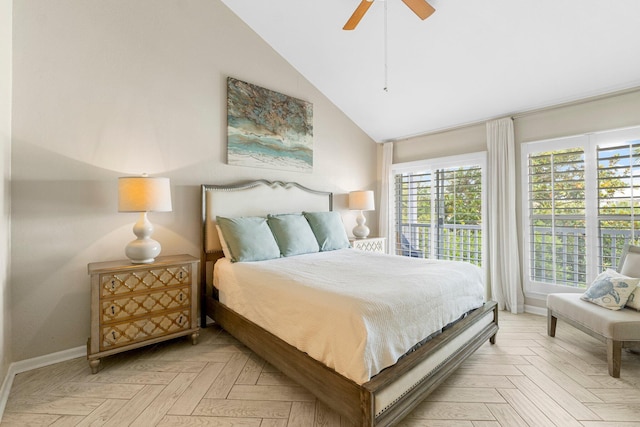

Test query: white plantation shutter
[597,141,640,269]
[393,163,483,266]
[522,126,640,294]
[526,147,587,287]
[394,171,432,259]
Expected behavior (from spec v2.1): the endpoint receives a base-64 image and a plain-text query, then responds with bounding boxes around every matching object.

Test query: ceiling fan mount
[343,0,436,30]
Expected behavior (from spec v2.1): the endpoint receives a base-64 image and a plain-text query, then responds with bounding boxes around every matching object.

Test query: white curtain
[379,142,393,253]
[486,118,524,313]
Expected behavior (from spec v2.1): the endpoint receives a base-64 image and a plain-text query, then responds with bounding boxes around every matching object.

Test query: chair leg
[547,311,557,337]
[607,338,622,378]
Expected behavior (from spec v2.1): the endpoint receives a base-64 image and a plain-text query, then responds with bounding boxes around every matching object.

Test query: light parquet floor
[3,312,640,426]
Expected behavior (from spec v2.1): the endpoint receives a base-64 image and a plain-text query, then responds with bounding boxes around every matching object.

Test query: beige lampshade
[118,176,173,212]
[349,190,375,211]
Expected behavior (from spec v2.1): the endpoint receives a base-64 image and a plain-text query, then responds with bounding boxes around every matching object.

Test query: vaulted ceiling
[221,0,640,142]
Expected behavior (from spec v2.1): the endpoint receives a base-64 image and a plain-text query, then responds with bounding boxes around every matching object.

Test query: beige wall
[392,90,640,310]
[393,124,486,164]
[0,0,12,380]
[10,0,376,361]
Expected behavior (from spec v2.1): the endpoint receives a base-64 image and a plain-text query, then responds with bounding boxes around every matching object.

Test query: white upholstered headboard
[201,180,333,254]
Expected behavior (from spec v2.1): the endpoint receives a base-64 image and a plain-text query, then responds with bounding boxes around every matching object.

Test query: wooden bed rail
[207,294,498,426]
[200,250,224,327]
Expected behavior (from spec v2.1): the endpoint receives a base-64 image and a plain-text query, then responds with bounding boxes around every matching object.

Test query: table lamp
[349,190,375,238]
[118,175,172,263]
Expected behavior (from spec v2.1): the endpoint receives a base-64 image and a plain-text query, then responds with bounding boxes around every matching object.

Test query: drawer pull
[111,306,115,315]
[179,271,183,279]
[111,280,116,290]
[179,293,183,301]
[112,331,116,340]
[179,315,183,324]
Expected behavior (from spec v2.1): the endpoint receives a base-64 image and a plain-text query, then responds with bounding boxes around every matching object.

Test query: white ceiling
[221,0,640,142]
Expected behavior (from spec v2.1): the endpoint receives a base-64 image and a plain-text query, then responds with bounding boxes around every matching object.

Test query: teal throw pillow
[268,214,320,257]
[303,211,350,251]
[216,216,281,262]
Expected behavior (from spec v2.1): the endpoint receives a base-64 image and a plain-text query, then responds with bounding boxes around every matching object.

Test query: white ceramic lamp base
[352,210,370,238]
[125,212,161,264]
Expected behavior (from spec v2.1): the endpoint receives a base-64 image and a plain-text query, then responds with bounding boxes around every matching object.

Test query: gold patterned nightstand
[349,237,386,254]
[87,254,200,373]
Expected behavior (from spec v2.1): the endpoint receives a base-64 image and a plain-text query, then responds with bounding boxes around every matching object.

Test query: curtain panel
[379,142,393,253]
[486,118,524,313]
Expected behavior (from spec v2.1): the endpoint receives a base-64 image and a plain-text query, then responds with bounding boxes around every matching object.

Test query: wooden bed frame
[200,180,499,427]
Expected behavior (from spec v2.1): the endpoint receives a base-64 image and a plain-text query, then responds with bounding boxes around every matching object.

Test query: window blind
[597,141,640,269]
[527,148,586,286]
[394,171,431,258]
[394,165,482,266]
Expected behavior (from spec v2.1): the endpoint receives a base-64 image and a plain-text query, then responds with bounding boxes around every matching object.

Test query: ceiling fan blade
[343,0,374,30]
[401,0,435,20]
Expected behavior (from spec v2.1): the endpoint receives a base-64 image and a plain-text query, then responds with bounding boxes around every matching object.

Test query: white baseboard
[524,304,547,316]
[0,345,85,421]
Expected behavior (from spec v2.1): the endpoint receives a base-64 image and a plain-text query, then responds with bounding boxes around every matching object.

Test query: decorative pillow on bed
[580,269,640,310]
[619,248,640,310]
[216,216,281,262]
[303,211,351,251]
[267,214,320,257]
[215,224,232,259]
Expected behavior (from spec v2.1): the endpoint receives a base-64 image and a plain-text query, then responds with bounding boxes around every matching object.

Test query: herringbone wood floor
[3,312,640,426]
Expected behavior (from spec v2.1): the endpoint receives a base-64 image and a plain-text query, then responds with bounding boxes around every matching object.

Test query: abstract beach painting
[227,77,313,173]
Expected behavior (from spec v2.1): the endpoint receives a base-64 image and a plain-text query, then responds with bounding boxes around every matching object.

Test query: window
[527,146,586,286]
[597,143,640,268]
[391,153,486,267]
[522,126,640,294]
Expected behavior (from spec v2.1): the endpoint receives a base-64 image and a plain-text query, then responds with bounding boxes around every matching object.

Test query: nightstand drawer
[100,264,191,297]
[101,309,191,351]
[101,286,191,323]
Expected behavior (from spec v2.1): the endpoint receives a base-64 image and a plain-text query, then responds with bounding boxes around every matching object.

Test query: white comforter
[213,249,485,384]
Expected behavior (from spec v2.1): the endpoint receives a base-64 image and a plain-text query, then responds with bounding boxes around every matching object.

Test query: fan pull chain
[383,0,389,92]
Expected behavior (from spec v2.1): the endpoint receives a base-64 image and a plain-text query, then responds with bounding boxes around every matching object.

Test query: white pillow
[620,250,640,310]
[581,269,639,310]
[627,289,640,311]
[216,224,231,259]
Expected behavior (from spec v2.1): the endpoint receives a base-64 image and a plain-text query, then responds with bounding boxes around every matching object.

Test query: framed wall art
[227,77,313,173]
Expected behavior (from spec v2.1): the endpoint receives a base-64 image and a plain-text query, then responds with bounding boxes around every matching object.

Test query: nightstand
[349,237,386,254]
[87,254,200,373]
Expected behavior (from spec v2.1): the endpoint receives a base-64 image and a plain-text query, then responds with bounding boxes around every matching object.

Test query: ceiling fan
[343,0,435,30]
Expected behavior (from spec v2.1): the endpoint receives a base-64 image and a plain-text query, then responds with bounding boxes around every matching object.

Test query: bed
[200,180,498,427]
